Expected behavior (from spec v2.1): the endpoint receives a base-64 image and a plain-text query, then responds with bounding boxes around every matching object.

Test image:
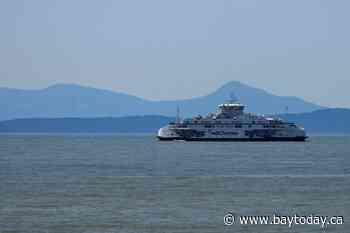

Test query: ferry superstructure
[157,100,307,141]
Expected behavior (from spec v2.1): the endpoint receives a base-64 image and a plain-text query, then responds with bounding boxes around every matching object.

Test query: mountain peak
[217,81,245,90]
[212,80,267,98]
[45,83,87,91]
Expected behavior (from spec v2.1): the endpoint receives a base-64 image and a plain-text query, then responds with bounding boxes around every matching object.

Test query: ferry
[157,96,307,141]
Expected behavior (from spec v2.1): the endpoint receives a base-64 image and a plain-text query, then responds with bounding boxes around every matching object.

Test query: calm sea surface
[0,135,349,233]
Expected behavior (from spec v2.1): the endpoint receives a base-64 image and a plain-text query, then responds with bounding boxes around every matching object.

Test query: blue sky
[1,0,350,107]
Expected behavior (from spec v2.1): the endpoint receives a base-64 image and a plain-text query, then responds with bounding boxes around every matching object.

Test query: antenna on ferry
[229,91,238,103]
[176,105,180,124]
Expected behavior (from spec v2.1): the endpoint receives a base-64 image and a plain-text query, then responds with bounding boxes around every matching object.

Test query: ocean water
[0,135,349,233]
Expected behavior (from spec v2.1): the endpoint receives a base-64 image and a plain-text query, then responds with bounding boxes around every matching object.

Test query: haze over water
[0,135,349,232]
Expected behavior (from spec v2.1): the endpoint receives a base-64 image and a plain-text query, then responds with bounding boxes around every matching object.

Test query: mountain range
[0,81,323,120]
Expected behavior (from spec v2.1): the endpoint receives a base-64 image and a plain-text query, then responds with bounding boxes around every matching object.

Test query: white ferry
[157,97,307,141]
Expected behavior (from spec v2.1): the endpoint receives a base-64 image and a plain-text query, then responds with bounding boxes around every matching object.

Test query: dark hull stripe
[157,136,307,142]
[157,136,182,141]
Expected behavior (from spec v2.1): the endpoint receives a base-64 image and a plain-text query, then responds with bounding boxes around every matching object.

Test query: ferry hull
[157,136,307,142]
[183,136,307,142]
[156,136,182,141]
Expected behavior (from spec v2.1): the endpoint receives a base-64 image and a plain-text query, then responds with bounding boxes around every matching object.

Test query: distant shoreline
[0,132,155,135]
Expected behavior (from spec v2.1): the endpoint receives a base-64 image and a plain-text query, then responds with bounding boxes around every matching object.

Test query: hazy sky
[1,0,349,107]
